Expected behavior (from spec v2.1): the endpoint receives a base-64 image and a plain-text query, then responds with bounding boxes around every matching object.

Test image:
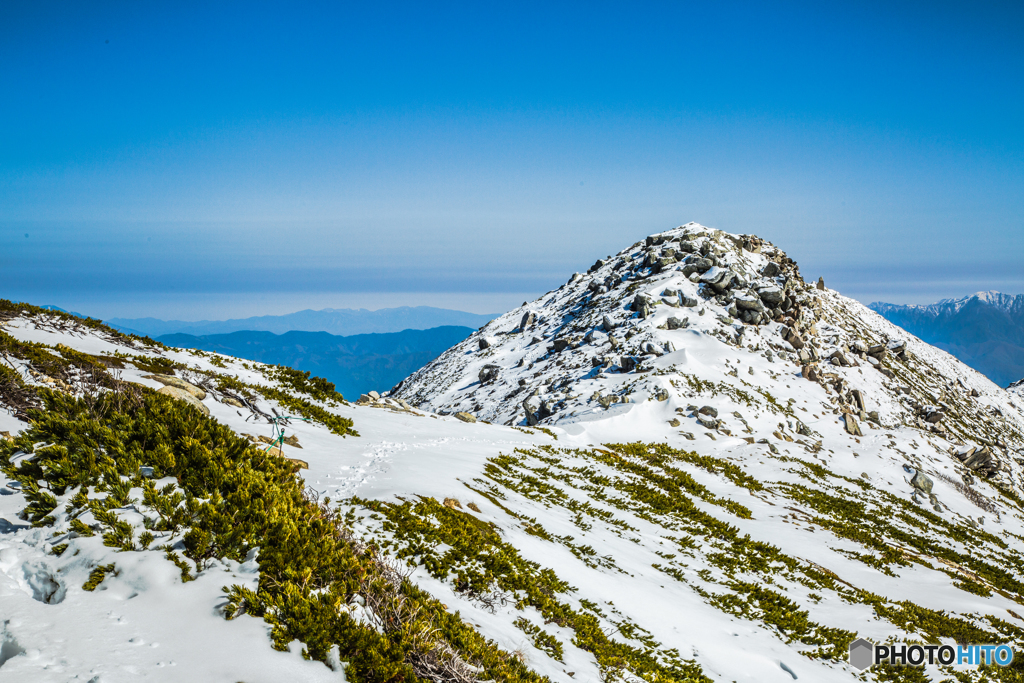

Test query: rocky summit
[2,223,1024,682]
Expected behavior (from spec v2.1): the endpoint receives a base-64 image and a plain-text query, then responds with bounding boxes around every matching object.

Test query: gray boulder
[910,470,933,494]
[698,415,720,429]
[478,364,500,384]
[655,257,676,272]
[630,293,652,310]
[757,286,784,307]
[781,326,805,350]
[957,446,1001,478]
[681,257,714,276]
[830,350,851,367]
[740,309,761,324]
[549,339,570,353]
[843,413,862,436]
[641,342,663,357]
[666,316,689,330]
[734,294,764,312]
[631,294,654,319]
[700,266,732,291]
[522,397,540,426]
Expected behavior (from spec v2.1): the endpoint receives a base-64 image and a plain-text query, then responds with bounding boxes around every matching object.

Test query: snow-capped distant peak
[874,290,1024,317]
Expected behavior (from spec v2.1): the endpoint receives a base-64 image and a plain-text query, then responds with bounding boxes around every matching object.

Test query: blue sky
[2,1,1022,318]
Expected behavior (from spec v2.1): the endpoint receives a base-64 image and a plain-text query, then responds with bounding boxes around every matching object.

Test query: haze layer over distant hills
[108,306,497,338]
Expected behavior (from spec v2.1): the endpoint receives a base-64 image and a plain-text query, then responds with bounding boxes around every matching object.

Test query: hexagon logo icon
[849,638,875,671]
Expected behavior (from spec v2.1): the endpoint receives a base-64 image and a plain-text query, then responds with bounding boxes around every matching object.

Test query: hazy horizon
[2,2,1022,320]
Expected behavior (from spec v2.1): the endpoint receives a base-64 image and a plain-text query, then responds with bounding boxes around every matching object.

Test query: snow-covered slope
[2,223,1024,682]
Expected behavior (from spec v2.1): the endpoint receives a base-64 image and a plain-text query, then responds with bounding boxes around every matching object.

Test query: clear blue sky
[2,1,1022,318]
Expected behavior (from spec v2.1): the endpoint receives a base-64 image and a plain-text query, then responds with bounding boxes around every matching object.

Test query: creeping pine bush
[0,389,535,683]
[262,365,347,404]
[363,496,711,683]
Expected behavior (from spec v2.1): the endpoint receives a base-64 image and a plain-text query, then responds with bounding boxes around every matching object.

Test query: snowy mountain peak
[394,223,1022,475]
[394,223,806,425]
[4,225,1024,682]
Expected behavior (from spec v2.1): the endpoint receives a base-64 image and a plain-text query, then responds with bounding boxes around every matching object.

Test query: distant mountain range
[157,326,475,399]
[108,306,498,338]
[870,291,1024,387]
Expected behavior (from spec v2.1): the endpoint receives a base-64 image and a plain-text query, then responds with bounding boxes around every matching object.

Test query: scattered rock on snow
[478,364,500,385]
[843,413,863,437]
[910,470,934,494]
[666,316,689,330]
